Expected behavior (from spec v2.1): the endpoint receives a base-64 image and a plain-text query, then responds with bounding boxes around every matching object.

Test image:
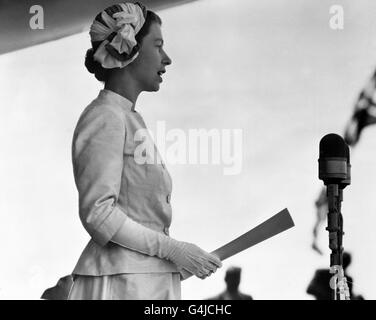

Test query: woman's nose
[163,50,172,66]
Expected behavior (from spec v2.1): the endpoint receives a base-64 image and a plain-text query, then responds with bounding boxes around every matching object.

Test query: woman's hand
[166,241,222,280]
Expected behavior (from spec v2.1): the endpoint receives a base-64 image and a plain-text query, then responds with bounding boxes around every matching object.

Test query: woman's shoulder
[73,99,127,139]
[79,96,126,124]
[85,94,125,119]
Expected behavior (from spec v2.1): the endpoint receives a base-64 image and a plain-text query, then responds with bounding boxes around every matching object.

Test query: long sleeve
[72,106,127,247]
[111,216,222,280]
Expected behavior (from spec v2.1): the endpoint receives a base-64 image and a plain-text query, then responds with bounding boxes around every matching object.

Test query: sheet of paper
[180,208,295,280]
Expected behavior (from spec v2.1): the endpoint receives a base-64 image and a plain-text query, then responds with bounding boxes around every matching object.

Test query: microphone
[318,133,351,188]
[317,133,352,300]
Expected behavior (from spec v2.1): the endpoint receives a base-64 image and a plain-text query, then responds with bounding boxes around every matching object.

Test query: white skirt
[67,273,181,300]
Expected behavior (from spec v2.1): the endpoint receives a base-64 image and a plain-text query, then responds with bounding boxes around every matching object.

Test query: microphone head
[318,133,350,185]
[319,133,347,159]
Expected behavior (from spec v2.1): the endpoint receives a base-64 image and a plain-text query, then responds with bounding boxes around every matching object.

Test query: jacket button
[166,194,171,204]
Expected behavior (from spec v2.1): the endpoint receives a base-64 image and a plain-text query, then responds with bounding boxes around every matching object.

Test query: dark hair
[85,5,162,82]
[135,10,161,44]
[225,266,241,280]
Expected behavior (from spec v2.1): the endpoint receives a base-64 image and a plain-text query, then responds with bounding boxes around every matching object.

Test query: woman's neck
[104,75,140,111]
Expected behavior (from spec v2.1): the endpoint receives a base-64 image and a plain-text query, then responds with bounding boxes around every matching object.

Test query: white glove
[111,217,222,279]
[166,241,221,280]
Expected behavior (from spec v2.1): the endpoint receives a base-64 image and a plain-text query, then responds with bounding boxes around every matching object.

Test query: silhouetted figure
[41,275,74,300]
[207,266,253,300]
[307,252,364,300]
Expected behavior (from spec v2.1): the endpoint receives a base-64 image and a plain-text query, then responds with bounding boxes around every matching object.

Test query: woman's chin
[147,83,161,92]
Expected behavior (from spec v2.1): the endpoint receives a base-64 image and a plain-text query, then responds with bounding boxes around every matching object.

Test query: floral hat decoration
[89,2,147,68]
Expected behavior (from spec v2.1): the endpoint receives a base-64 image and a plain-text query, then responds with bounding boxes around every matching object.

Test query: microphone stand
[326,184,350,300]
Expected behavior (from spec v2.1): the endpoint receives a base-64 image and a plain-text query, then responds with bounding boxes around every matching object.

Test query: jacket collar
[99,89,135,112]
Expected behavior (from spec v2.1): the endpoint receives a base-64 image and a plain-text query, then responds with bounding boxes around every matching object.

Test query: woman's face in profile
[128,22,172,92]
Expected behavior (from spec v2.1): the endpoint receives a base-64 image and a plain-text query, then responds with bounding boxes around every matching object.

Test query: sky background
[2,0,376,299]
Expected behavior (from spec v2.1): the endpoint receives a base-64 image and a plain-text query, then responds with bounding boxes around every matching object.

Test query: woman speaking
[68,2,222,300]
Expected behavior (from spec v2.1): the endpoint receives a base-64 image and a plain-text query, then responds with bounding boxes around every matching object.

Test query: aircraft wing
[0,0,196,55]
